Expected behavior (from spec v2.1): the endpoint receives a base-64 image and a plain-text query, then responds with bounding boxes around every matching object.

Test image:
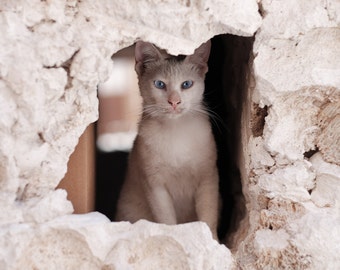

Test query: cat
[115,40,220,240]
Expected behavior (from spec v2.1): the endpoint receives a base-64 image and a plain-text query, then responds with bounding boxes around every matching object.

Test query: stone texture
[235,0,340,269]
[0,0,261,223]
[0,0,260,269]
[0,213,235,270]
[317,101,340,165]
[257,0,339,40]
[1,0,340,269]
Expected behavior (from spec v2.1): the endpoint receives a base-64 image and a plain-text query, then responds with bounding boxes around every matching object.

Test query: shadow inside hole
[96,149,128,220]
[205,35,253,242]
[95,34,253,245]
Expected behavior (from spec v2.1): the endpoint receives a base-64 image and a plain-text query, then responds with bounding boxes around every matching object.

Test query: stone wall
[0,0,339,269]
[236,1,340,268]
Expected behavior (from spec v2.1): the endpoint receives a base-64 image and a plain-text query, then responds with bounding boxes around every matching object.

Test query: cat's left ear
[185,40,211,75]
[135,41,162,75]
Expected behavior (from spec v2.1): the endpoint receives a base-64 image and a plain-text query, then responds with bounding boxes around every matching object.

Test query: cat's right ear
[185,41,211,76]
[135,41,162,75]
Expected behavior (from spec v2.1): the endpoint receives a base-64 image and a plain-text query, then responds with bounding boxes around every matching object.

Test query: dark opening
[95,34,253,245]
[205,35,253,242]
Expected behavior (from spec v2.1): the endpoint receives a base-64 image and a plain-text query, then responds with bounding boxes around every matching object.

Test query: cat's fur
[115,40,219,240]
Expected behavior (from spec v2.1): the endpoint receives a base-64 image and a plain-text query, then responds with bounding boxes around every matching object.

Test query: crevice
[251,103,268,137]
[257,1,266,18]
[43,49,80,91]
[194,34,254,244]
[38,132,46,143]
[26,19,57,33]
[303,148,318,159]
[60,49,79,90]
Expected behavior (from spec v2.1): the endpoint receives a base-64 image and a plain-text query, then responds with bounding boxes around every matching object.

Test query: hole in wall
[95,45,139,220]
[303,148,319,159]
[94,34,254,245]
[250,103,268,137]
[204,35,253,243]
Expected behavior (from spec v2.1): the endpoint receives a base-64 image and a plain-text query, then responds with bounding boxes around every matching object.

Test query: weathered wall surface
[0,0,339,269]
[0,0,259,269]
[236,0,340,269]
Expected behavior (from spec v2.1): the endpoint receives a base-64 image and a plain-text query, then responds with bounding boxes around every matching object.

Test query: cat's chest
[140,118,214,166]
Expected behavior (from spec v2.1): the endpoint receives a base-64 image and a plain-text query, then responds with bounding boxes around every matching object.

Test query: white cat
[116,40,220,240]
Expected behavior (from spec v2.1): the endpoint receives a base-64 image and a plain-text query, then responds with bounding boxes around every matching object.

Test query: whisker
[140,104,164,120]
[189,103,227,134]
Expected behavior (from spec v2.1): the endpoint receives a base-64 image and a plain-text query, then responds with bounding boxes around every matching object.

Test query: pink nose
[168,99,181,109]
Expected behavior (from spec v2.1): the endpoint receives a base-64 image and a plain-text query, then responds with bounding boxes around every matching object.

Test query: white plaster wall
[0,0,259,269]
[0,0,339,269]
[237,1,340,268]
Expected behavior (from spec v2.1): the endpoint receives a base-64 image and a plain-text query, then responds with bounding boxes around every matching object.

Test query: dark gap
[95,46,136,221]
[43,49,80,91]
[303,148,319,159]
[95,148,128,220]
[205,35,253,243]
[251,103,268,137]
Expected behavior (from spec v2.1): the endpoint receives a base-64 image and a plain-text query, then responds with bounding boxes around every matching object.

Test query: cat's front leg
[195,175,219,240]
[146,185,177,225]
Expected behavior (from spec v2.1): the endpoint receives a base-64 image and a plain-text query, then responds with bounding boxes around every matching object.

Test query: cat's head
[134,40,211,119]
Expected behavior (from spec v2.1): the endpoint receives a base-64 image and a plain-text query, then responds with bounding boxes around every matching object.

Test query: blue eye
[154,80,166,89]
[181,80,193,89]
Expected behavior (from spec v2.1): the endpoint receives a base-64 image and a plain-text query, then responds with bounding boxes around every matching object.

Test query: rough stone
[0,213,235,270]
[257,0,339,40]
[0,0,261,219]
[234,0,340,269]
[317,101,340,165]
[1,0,340,269]
[0,0,260,269]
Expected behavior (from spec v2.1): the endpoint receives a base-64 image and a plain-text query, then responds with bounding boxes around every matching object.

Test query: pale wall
[0,0,339,269]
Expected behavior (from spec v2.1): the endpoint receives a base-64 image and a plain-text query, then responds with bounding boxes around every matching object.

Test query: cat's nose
[168,91,181,109]
[168,99,181,109]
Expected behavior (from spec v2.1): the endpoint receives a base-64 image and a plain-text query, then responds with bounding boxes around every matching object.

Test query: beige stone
[1,0,340,269]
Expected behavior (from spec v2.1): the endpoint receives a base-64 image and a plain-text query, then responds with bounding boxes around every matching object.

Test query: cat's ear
[135,41,162,75]
[185,40,211,75]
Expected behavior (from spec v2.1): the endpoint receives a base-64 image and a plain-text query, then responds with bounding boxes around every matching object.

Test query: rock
[257,161,315,201]
[310,152,340,207]
[236,0,340,268]
[0,0,261,215]
[0,0,260,268]
[317,101,340,165]
[290,205,340,269]
[0,213,235,270]
[257,0,338,40]
[254,28,340,102]
[0,0,340,269]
